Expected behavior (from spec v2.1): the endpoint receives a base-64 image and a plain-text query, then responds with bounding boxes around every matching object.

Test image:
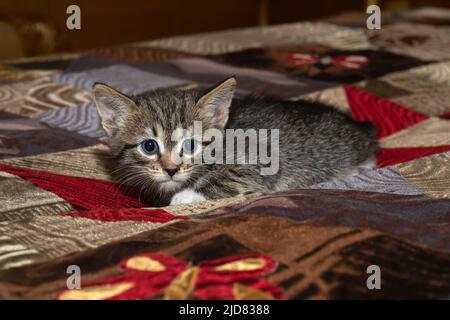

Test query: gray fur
[93,78,378,206]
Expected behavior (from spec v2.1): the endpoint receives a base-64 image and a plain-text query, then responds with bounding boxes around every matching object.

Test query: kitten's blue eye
[141,139,159,155]
[182,139,199,155]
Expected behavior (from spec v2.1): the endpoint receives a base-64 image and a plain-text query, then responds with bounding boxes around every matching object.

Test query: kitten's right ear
[92,83,136,136]
[196,77,236,129]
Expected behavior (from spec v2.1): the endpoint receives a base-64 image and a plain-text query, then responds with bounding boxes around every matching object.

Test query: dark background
[0,0,449,60]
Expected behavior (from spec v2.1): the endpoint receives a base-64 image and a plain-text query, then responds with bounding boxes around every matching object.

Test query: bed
[0,8,449,299]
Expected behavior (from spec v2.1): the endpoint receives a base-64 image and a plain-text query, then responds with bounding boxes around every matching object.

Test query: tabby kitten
[93,77,378,206]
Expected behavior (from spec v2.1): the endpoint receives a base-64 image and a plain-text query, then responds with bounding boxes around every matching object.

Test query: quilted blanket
[0,8,449,300]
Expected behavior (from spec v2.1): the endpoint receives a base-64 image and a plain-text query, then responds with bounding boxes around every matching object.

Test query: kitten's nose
[164,167,179,177]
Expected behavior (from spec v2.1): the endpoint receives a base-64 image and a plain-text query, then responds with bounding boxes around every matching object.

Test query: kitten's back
[227,96,378,187]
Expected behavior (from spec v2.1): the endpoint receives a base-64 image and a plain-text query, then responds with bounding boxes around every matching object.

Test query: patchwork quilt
[0,8,450,299]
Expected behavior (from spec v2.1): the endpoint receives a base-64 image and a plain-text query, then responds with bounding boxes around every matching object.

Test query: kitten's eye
[140,139,159,155]
[181,139,199,155]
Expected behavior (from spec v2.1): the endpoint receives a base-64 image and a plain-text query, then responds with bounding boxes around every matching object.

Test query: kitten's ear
[92,83,136,136]
[197,77,236,129]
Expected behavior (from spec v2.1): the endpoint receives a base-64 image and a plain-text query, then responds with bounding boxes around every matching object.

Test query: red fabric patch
[440,112,450,120]
[66,208,187,223]
[0,164,187,223]
[287,54,368,70]
[0,163,148,210]
[344,85,428,138]
[377,145,450,167]
[56,253,284,300]
[108,254,188,300]
[332,55,368,70]
[194,279,284,300]
[195,254,283,300]
[56,254,188,300]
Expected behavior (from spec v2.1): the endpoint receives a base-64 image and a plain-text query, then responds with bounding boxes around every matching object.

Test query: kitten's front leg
[170,188,207,205]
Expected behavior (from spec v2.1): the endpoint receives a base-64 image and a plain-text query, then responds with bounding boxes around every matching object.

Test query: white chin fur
[170,189,206,205]
[158,180,182,192]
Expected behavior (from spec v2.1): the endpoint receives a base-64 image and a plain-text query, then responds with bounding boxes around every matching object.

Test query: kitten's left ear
[197,77,236,129]
[93,83,137,136]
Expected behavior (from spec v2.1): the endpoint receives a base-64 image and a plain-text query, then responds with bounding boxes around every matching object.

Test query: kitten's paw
[170,189,206,205]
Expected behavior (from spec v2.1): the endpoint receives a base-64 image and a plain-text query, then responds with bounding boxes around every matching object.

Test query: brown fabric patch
[1,215,449,299]
[202,189,450,252]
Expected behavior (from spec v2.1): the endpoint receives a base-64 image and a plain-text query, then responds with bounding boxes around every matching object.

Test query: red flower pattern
[288,53,368,70]
[57,253,284,300]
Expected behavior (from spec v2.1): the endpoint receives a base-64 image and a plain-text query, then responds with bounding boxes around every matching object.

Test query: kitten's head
[93,77,236,199]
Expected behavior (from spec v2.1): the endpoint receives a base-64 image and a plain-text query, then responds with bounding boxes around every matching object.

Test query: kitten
[93,77,378,206]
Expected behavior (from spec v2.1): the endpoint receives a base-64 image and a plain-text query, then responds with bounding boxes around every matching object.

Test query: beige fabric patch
[380,61,450,92]
[368,23,450,61]
[396,151,450,199]
[0,214,179,270]
[1,144,113,181]
[380,118,450,148]
[0,235,42,270]
[141,22,371,54]
[0,66,58,82]
[0,171,73,222]
[162,194,251,217]
[297,86,350,114]
[58,282,134,300]
[126,256,166,271]
[0,78,92,117]
[392,90,450,116]
[370,61,450,115]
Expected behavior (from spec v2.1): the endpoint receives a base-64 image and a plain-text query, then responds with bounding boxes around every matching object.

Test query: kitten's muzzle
[164,167,179,177]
